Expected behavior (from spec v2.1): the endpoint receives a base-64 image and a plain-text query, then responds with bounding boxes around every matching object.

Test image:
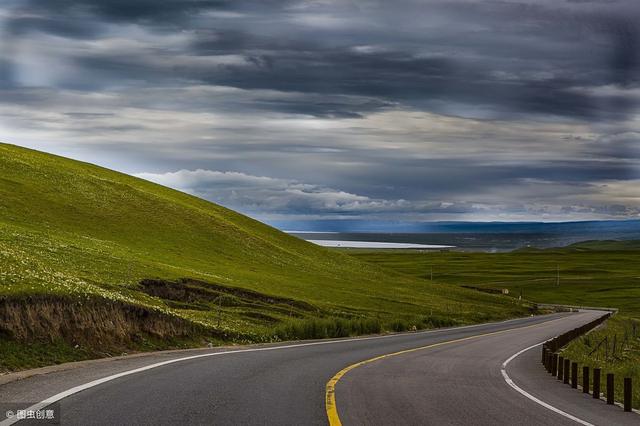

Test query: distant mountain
[271,219,640,235]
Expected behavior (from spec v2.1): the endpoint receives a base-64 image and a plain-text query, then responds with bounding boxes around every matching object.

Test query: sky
[1,0,639,226]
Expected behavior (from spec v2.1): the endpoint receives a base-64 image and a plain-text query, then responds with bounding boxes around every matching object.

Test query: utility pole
[556,264,560,286]
[424,250,433,282]
[216,296,222,328]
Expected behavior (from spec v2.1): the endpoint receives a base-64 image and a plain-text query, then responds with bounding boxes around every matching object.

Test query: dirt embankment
[139,278,316,312]
[139,278,318,323]
[0,295,202,346]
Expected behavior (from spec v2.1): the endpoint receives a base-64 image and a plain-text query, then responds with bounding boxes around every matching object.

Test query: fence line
[541,311,636,413]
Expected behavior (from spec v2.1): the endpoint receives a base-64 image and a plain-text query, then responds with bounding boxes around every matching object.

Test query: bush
[270,314,464,342]
[272,317,382,340]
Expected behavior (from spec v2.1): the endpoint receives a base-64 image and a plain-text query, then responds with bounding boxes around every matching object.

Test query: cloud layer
[1,0,639,222]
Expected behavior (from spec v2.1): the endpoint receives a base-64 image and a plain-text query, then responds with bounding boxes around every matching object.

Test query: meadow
[351,242,640,317]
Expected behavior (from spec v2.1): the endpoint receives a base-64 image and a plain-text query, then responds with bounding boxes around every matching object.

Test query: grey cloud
[5,15,106,39]
[1,1,640,221]
[134,169,411,216]
[23,0,230,23]
[0,85,636,195]
[133,168,640,221]
[2,1,639,120]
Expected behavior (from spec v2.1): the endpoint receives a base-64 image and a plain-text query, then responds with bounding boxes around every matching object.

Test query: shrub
[272,317,382,340]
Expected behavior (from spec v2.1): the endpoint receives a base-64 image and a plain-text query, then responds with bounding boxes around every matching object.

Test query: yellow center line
[325,316,570,426]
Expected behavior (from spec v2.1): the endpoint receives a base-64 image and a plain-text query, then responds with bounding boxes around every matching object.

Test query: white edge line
[1,314,558,425]
[501,342,595,426]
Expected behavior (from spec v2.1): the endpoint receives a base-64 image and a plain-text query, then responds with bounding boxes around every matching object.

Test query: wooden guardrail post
[607,373,615,405]
[538,313,625,413]
[582,366,589,394]
[624,378,632,412]
[543,349,548,371]
[593,368,601,399]
[557,356,564,380]
[545,350,551,372]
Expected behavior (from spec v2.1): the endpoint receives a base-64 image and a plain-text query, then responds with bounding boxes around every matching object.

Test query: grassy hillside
[0,143,529,371]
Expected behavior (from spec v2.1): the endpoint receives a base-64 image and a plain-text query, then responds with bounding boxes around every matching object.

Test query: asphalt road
[1,311,637,425]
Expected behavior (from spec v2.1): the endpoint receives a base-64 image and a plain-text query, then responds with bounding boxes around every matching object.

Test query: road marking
[325,315,572,426]
[0,315,559,426]
[501,343,594,425]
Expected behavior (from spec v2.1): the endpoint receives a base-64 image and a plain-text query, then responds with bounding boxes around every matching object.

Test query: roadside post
[557,356,564,380]
[582,366,589,394]
[624,378,632,412]
[607,374,615,405]
[545,350,551,372]
[593,368,601,399]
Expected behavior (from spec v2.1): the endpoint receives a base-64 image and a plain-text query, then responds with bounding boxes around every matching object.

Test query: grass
[0,334,204,372]
[351,244,640,408]
[562,316,640,409]
[0,340,93,371]
[0,143,530,371]
[350,243,640,318]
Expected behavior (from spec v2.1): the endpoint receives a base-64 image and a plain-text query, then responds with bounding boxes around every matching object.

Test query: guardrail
[535,303,619,314]
[541,311,635,413]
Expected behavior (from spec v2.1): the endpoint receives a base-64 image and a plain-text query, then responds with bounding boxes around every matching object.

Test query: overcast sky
[1,0,639,224]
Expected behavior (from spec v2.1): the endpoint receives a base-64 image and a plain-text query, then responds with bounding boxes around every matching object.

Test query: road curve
[1,311,636,425]
[334,310,635,426]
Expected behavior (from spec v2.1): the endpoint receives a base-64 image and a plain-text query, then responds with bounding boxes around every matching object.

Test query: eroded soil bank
[0,295,200,344]
[0,295,209,372]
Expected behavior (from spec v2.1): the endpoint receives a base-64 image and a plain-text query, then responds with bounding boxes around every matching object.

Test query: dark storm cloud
[1,0,639,221]
[602,17,639,87]
[17,0,297,28]
[302,157,634,201]
[5,16,102,39]
[2,0,638,119]
[23,0,230,23]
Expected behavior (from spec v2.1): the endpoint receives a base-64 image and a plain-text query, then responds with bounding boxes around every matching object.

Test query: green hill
[512,240,640,254]
[563,240,640,251]
[0,143,529,371]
